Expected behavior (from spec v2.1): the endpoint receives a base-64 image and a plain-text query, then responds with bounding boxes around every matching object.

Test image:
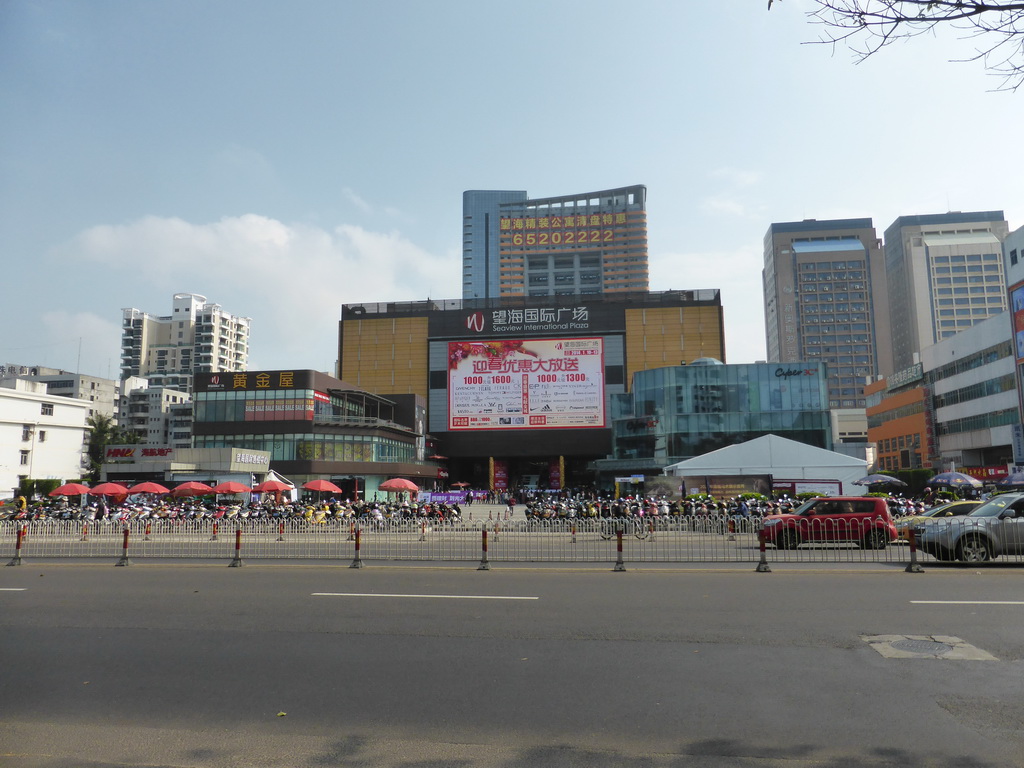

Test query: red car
[761,496,897,550]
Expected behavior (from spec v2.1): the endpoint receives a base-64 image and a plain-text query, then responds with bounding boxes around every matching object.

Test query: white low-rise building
[117,380,191,446]
[921,312,1016,470]
[0,379,89,497]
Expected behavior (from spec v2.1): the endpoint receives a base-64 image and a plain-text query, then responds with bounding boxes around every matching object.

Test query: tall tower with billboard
[462,186,648,300]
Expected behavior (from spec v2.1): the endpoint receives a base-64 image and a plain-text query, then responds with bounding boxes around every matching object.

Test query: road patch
[863,634,997,660]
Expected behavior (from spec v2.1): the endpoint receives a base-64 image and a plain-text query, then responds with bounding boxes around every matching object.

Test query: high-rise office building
[120,293,251,392]
[763,218,892,409]
[884,211,1009,372]
[462,185,648,300]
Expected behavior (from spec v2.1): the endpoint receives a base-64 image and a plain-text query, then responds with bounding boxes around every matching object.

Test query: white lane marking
[0,588,27,591]
[312,592,538,600]
[911,601,1024,605]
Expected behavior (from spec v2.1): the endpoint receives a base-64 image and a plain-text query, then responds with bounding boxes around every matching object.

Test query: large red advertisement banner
[548,457,562,490]
[448,338,606,431]
[492,459,508,491]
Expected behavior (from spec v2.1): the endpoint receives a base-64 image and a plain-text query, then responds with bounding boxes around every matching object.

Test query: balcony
[312,413,419,436]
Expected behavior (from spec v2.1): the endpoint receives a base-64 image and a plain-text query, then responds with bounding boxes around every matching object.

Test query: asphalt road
[2,562,1023,767]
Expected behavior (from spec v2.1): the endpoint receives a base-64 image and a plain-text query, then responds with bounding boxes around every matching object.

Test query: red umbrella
[49,483,91,497]
[171,481,215,497]
[302,479,343,494]
[379,478,419,492]
[89,482,131,496]
[252,479,292,493]
[212,481,252,494]
[127,481,170,495]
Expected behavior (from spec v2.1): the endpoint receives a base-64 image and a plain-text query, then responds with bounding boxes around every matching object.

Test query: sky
[3,0,1023,379]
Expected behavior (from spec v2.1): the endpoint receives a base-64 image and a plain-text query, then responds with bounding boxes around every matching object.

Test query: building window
[20,451,29,465]
[22,425,31,441]
[38,430,46,443]
[40,403,54,416]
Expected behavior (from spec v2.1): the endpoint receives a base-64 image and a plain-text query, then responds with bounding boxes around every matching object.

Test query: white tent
[663,434,867,496]
[264,468,297,502]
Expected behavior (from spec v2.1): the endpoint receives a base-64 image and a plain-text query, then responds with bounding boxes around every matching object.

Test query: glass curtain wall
[613,363,830,461]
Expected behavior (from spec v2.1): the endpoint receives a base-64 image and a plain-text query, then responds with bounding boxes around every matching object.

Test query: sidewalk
[460,502,524,522]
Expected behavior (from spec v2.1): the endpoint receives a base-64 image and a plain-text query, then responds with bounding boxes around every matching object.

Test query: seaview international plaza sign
[438,302,629,339]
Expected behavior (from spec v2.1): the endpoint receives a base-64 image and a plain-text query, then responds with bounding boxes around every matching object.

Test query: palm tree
[85,414,141,482]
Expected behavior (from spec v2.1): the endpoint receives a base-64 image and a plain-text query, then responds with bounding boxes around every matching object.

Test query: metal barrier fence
[4,517,995,568]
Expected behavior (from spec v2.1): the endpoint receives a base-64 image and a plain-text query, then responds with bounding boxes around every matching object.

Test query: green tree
[770,1,1024,89]
[85,414,142,482]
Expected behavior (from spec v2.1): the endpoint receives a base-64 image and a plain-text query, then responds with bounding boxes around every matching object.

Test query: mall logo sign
[465,312,486,333]
[775,367,817,378]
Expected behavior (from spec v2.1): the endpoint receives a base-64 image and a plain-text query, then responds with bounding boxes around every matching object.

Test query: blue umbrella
[854,474,907,487]
[927,471,982,489]
[995,472,1024,488]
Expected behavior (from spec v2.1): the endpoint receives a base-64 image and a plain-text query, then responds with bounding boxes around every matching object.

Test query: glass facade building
[190,370,431,495]
[605,361,831,472]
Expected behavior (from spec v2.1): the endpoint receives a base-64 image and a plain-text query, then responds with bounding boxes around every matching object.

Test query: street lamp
[24,423,37,498]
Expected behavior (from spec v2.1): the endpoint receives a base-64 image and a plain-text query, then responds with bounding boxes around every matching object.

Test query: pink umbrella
[89,482,131,496]
[127,481,170,495]
[171,481,215,498]
[379,478,419,492]
[302,479,343,494]
[49,483,92,497]
[212,481,251,494]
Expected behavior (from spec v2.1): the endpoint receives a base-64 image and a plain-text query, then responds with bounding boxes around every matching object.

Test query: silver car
[914,493,1024,563]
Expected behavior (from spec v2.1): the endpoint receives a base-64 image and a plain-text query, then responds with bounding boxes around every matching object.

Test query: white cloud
[342,188,374,215]
[699,196,751,218]
[31,311,122,378]
[211,145,277,182]
[698,168,767,221]
[710,167,761,188]
[53,215,459,373]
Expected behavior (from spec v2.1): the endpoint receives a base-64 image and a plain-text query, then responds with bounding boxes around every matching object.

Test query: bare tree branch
[771,1,1024,90]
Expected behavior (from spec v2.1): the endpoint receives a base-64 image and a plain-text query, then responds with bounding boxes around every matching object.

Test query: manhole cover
[863,634,997,660]
[891,638,953,655]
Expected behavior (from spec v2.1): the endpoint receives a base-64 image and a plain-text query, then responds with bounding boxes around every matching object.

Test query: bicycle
[598,517,652,540]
